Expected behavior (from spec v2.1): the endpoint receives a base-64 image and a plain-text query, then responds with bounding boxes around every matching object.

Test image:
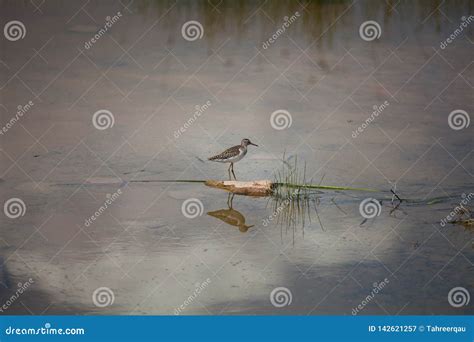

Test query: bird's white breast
[219,147,246,163]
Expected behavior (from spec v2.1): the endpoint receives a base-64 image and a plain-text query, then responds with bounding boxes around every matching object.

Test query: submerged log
[205,180,274,197]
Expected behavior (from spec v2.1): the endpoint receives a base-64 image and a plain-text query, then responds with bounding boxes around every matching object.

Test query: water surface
[0,0,473,315]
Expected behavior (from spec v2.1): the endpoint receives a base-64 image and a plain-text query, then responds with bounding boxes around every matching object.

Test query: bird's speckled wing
[208,145,241,161]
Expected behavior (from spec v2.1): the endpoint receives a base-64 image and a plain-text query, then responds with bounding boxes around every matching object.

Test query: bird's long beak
[250,142,258,147]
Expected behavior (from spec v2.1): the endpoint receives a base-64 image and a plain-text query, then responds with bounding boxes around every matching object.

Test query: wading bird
[208,138,258,180]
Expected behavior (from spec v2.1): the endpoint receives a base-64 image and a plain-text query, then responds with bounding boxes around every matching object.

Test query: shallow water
[0,0,473,315]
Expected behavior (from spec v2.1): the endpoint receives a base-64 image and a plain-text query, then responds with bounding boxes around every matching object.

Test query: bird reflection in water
[207,194,254,233]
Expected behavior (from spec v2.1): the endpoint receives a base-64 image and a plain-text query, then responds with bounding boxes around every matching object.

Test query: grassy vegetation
[273,154,377,196]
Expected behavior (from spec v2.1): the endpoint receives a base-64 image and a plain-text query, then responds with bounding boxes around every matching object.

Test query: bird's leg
[227,163,232,180]
[231,163,237,180]
[227,193,235,208]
